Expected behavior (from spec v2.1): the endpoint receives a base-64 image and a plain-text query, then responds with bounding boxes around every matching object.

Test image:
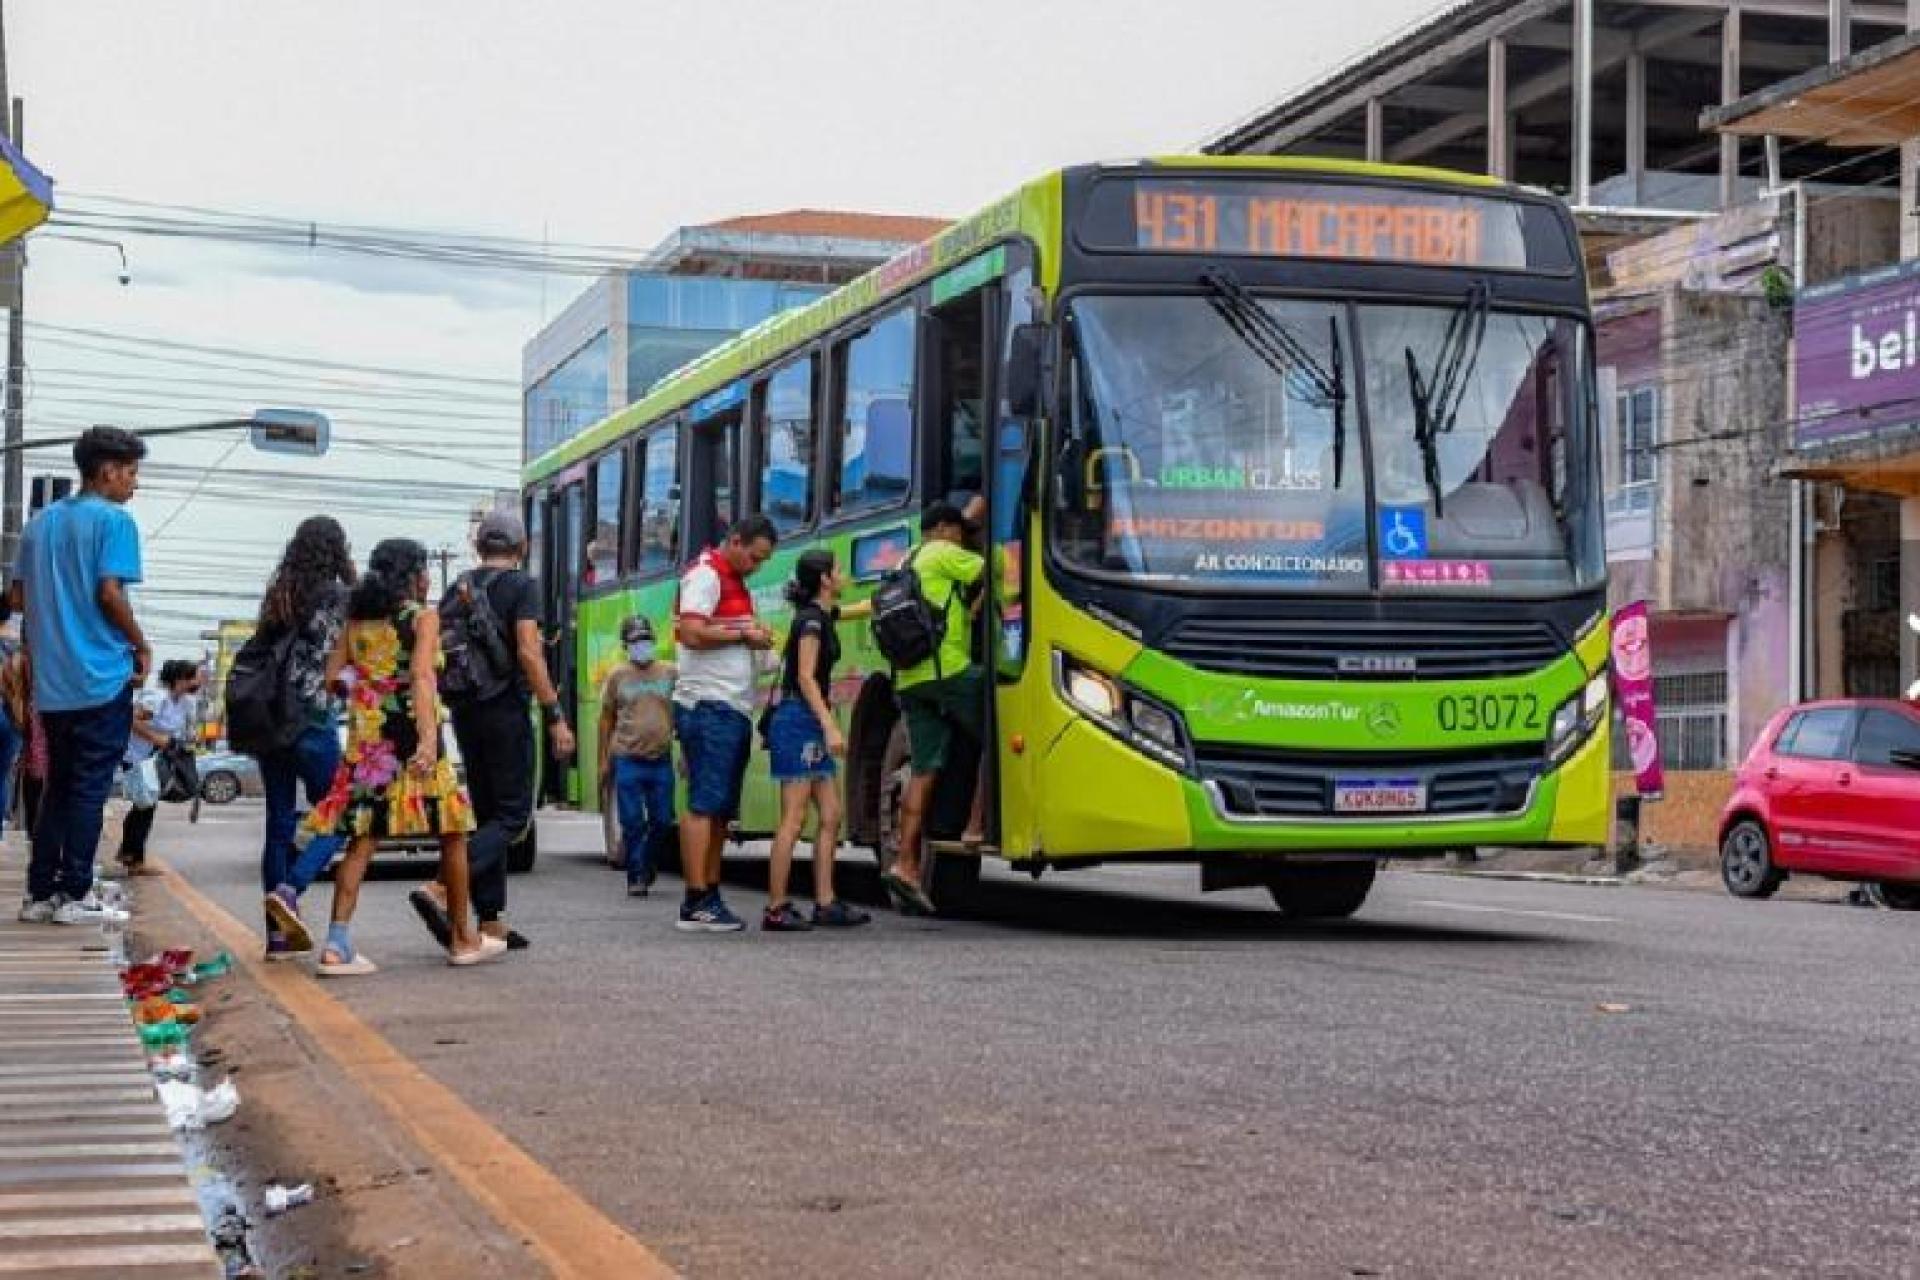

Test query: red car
[1718,698,1920,909]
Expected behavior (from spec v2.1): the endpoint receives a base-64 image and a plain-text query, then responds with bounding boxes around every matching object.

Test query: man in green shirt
[886,499,987,914]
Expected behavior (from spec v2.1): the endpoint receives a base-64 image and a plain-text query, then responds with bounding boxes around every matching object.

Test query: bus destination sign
[1082,178,1562,273]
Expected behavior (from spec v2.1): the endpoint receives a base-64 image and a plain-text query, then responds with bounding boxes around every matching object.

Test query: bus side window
[832,308,915,519]
[636,424,681,575]
[588,450,622,587]
[759,354,817,537]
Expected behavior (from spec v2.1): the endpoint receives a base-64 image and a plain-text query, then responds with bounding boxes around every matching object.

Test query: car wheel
[1874,880,1920,911]
[1719,819,1783,899]
[199,771,241,806]
[506,822,538,875]
[1265,863,1376,919]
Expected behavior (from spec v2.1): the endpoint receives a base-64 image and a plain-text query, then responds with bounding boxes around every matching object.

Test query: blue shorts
[673,700,752,820]
[767,699,836,784]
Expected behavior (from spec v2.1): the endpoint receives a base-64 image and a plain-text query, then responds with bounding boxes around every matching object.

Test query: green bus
[522,156,1612,918]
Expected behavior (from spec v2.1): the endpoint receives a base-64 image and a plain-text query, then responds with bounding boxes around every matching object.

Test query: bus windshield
[1055,292,1603,596]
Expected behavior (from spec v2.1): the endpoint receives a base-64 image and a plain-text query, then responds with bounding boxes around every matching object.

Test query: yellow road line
[154,860,678,1280]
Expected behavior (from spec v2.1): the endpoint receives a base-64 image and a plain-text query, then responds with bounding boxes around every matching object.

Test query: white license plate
[1333,778,1427,814]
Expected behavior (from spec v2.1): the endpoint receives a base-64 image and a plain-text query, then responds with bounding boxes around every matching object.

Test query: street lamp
[0,408,332,457]
[37,232,131,285]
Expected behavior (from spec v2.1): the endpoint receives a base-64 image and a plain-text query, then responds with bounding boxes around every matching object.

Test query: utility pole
[0,2,23,574]
[432,547,455,595]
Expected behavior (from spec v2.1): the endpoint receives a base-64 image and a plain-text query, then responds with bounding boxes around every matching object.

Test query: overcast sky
[12,0,1436,658]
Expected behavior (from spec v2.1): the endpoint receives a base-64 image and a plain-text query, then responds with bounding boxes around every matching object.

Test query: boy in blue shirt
[11,426,150,925]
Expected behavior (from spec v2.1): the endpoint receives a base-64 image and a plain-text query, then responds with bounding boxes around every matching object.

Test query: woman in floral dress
[304,538,503,974]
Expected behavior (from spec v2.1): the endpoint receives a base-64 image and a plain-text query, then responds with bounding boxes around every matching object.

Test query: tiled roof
[699,209,952,244]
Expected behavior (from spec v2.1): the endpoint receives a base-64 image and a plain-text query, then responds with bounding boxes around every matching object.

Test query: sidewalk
[0,843,222,1279]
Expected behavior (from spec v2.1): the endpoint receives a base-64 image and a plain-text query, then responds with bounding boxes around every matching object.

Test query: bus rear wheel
[875,720,979,910]
[1264,863,1376,920]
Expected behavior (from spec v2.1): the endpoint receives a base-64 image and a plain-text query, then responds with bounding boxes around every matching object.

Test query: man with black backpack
[433,510,574,951]
[880,498,987,916]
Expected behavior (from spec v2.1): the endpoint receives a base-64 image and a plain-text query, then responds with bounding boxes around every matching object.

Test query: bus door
[921,268,1000,844]
[546,474,587,802]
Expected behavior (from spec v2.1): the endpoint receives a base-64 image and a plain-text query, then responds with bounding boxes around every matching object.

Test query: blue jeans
[673,701,752,820]
[0,711,21,838]
[30,689,134,902]
[613,754,675,883]
[259,724,344,896]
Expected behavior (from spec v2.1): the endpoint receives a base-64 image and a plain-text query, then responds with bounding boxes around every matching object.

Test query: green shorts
[897,666,985,776]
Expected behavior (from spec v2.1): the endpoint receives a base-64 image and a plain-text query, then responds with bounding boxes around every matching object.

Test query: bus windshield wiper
[1402,281,1490,517]
[1200,268,1349,485]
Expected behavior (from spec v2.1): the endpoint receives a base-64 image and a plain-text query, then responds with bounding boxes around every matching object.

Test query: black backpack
[869,547,951,673]
[440,570,516,707]
[226,627,305,757]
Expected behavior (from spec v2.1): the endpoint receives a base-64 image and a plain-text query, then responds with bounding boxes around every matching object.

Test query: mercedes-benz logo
[1366,701,1401,738]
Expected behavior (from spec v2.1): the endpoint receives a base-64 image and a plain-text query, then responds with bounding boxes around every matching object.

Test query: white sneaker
[52,893,129,926]
[17,896,54,924]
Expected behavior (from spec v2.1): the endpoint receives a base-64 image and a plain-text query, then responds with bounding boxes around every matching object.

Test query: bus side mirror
[1005,323,1049,419]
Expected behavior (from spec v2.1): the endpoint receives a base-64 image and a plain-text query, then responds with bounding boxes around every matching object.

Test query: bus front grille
[1162,616,1565,681]
[1192,743,1543,820]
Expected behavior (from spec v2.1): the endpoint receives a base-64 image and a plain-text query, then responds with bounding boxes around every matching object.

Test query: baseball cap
[475,508,527,553]
[620,616,654,645]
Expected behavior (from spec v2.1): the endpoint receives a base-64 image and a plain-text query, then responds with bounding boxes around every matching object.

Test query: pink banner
[1610,601,1665,798]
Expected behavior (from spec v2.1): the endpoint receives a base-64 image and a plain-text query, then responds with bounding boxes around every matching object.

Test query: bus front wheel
[1264,863,1376,920]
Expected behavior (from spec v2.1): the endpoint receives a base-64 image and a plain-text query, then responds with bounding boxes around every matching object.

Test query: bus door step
[928,840,994,858]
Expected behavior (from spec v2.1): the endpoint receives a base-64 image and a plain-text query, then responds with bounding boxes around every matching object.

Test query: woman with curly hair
[253,516,356,960]
[296,538,498,974]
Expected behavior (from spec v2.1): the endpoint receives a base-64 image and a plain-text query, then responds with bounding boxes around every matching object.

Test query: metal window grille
[1652,670,1727,771]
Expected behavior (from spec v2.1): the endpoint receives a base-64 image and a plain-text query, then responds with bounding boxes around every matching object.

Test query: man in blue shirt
[10,426,150,924]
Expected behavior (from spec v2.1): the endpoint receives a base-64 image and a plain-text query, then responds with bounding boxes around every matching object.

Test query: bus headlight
[1063,665,1121,721]
[1054,651,1190,770]
[1548,671,1609,765]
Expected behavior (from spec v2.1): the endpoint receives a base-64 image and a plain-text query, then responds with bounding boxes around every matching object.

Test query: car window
[1851,709,1920,767]
[1776,708,1854,761]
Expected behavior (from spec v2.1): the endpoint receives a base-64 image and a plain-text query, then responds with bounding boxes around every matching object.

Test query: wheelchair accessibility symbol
[1379,508,1428,560]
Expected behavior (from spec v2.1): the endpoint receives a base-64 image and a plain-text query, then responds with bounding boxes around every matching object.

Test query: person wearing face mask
[598,616,677,897]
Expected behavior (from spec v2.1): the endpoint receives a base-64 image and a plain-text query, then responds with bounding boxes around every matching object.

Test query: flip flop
[448,935,509,967]
[263,891,315,955]
[316,949,378,978]
[407,888,454,949]
[882,869,936,917]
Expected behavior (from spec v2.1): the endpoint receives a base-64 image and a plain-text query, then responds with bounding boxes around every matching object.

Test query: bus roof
[522,156,1520,486]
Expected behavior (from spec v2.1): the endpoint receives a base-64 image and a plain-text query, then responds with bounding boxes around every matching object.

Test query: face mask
[628,642,656,665]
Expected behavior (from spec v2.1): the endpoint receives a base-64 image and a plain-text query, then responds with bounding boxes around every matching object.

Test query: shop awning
[1777,423,1920,497]
[1703,31,1920,146]
[0,129,52,245]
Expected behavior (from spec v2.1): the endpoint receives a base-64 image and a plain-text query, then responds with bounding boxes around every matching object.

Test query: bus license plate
[1333,778,1427,814]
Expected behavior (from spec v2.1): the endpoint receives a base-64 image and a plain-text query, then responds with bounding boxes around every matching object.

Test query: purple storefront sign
[1795,257,1920,449]
[1611,601,1665,798]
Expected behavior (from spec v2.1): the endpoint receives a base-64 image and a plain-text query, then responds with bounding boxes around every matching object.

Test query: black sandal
[407,888,453,949]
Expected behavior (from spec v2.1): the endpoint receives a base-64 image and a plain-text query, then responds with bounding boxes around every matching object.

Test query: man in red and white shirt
[672,514,777,932]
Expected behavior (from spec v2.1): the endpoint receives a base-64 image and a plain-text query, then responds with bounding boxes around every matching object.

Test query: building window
[1615,386,1658,489]
[760,357,815,536]
[1869,556,1900,612]
[834,308,916,518]
[637,425,680,575]
[588,452,623,586]
[525,330,612,459]
[1653,670,1727,771]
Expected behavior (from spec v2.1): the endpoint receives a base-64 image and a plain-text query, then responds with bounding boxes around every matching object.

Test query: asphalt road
[159,801,1919,1279]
